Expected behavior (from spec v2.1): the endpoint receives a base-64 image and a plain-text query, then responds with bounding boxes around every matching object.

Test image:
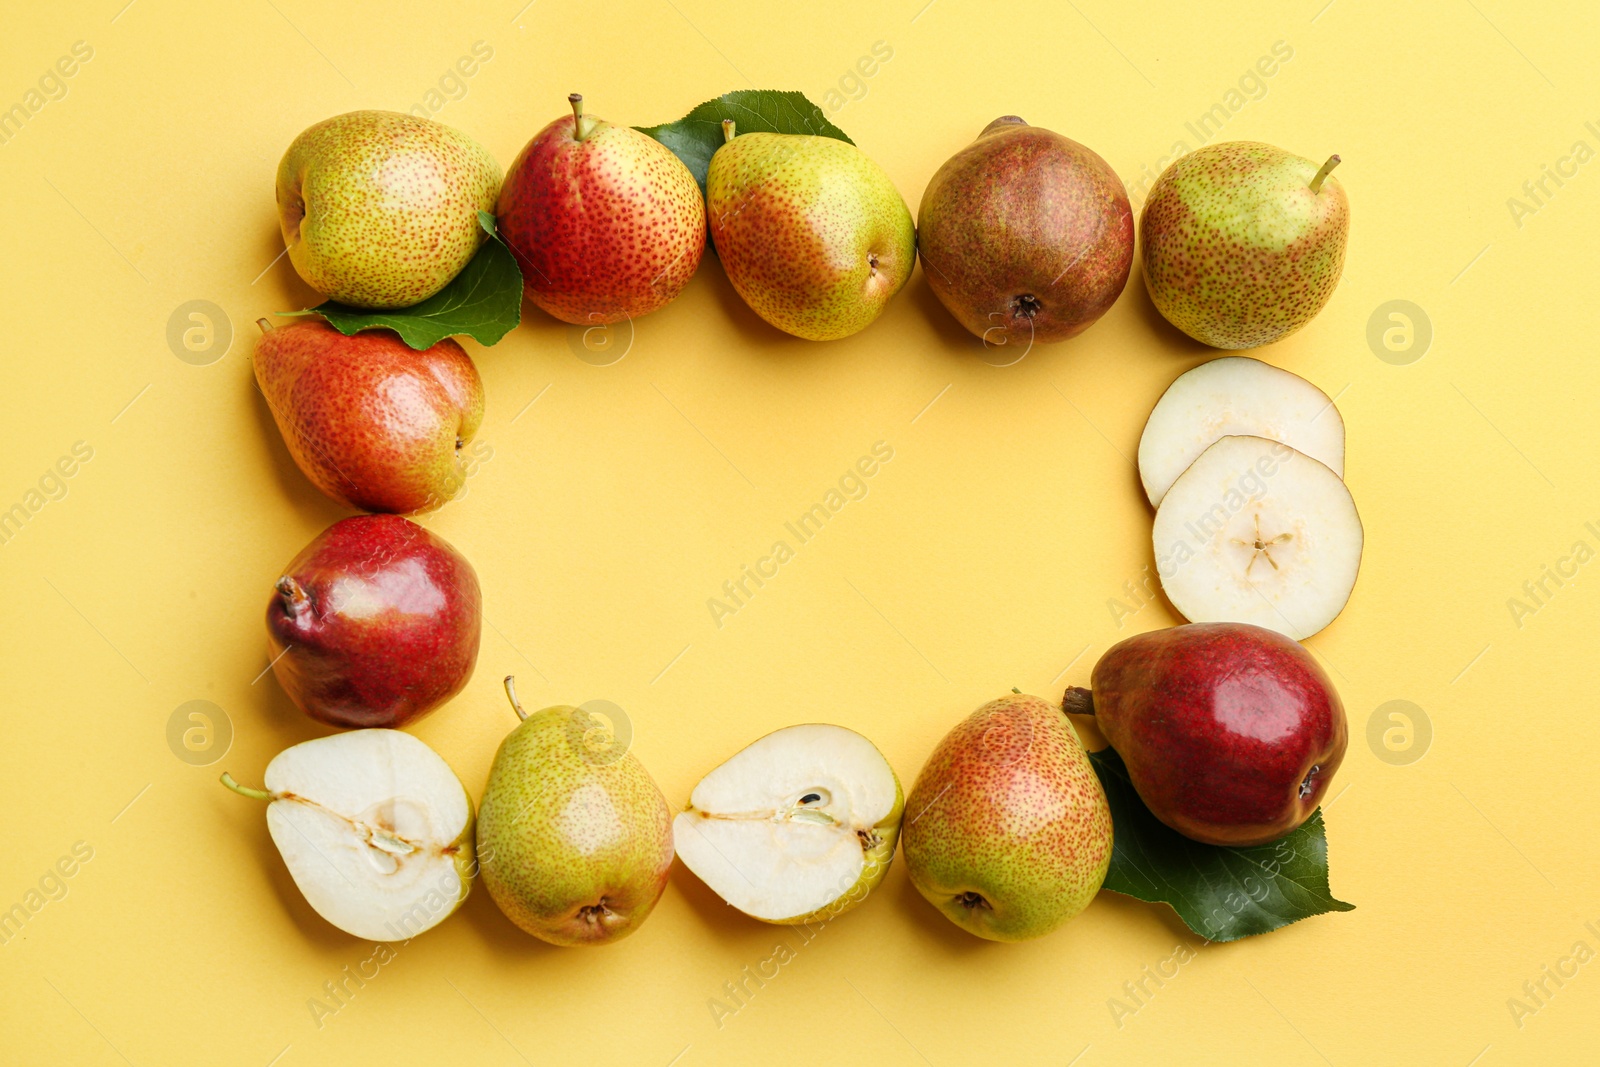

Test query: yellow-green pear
[707,121,914,341]
[277,110,501,309]
[1140,141,1348,349]
[476,679,673,946]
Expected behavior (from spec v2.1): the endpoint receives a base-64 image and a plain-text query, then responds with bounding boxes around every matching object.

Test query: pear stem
[569,93,589,143]
[220,772,273,802]
[276,576,311,617]
[1309,154,1341,194]
[504,675,529,721]
[1062,686,1095,717]
[721,119,736,144]
[256,318,273,335]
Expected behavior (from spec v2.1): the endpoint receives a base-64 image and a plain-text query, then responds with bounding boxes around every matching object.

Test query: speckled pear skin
[901,694,1112,942]
[496,108,706,325]
[277,111,501,309]
[707,132,915,341]
[917,117,1133,344]
[254,320,484,514]
[477,707,674,946]
[1140,141,1348,349]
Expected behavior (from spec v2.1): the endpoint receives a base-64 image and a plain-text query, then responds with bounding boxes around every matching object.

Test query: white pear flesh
[673,724,903,924]
[1138,356,1345,506]
[1153,435,1362,640]
[260,729,473,941]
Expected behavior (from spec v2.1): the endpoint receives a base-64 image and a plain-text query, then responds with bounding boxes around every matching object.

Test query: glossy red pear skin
[254,320,484,514]
[267,514,481,728]
[496,111,705,324]
[1088,622,1346,846]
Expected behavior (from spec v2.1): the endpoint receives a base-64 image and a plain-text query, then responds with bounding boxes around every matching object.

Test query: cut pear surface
[1153,435,1362,641]
[228,729,474,941]
[674,724,903,924]
[1138,356,1345,507]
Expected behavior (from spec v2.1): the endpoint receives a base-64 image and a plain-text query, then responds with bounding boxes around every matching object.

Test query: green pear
[707,120,914,341]
[1140,141,1348,349]
[476,678,674,946]
[901,693,1112,942]
[277,110,501,309]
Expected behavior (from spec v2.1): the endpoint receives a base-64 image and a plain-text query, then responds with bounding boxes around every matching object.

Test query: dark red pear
[267,514,481,728]
[917,116,1133,347]
[1066,622,1345,846]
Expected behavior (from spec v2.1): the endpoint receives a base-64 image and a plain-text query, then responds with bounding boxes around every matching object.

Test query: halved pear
[1138,356,1345,506]
[674,724,903,924]
[222,729,474,941]
[1153,434,1362,640]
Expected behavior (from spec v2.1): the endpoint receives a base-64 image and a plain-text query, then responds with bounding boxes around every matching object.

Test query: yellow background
[3,0,1597,1063]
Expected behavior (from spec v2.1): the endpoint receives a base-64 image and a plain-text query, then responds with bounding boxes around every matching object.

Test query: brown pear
[917,117,1133,347]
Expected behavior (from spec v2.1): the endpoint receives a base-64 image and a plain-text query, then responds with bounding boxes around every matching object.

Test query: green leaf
[1089,746,1353,942]
[280,233,522,350]
[636,90,854,195]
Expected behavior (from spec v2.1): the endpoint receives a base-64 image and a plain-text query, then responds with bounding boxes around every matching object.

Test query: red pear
[1067,622,1346,846]
[267,514,481,728]
[497,94,705,325]
[253,320,484,515]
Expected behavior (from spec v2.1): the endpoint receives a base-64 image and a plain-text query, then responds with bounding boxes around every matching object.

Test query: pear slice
[1138,356,1345,506]
[674,724,903,924]
[222,729,474,941]
[1153,435,1362,640]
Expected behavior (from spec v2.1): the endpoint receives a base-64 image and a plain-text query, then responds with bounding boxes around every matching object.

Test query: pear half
[1153,434,1363,640]
[674,724,903,924]
[222,729,474,941]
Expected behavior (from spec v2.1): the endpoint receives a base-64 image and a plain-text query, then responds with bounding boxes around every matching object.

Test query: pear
[673,724,902,924]
[1137,356,1344,506]
[1141,141,1348,349]
[917,116,1133,345]
[220,729,475,941]
[476,678,674,945]
[901,694,1112,942]
[267,515,481,729]
[277,110,501,309]
[497,94,706,325]
[253,319,485,514]
[1152,434,1362,639]
[707,121,915,341]
[1068,622,1347,847]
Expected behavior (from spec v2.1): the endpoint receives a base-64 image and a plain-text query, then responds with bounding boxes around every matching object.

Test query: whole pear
[253,319,484,514]
[277,110,501,309]
[477,678,674,946]
[707,121,915,341]
[1141,141,1348,349]
[267,514,481,729]
[918,116,1132,346]
[901,694,1112,942]
[497,94,705,324]
[1069,622,1346,846]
